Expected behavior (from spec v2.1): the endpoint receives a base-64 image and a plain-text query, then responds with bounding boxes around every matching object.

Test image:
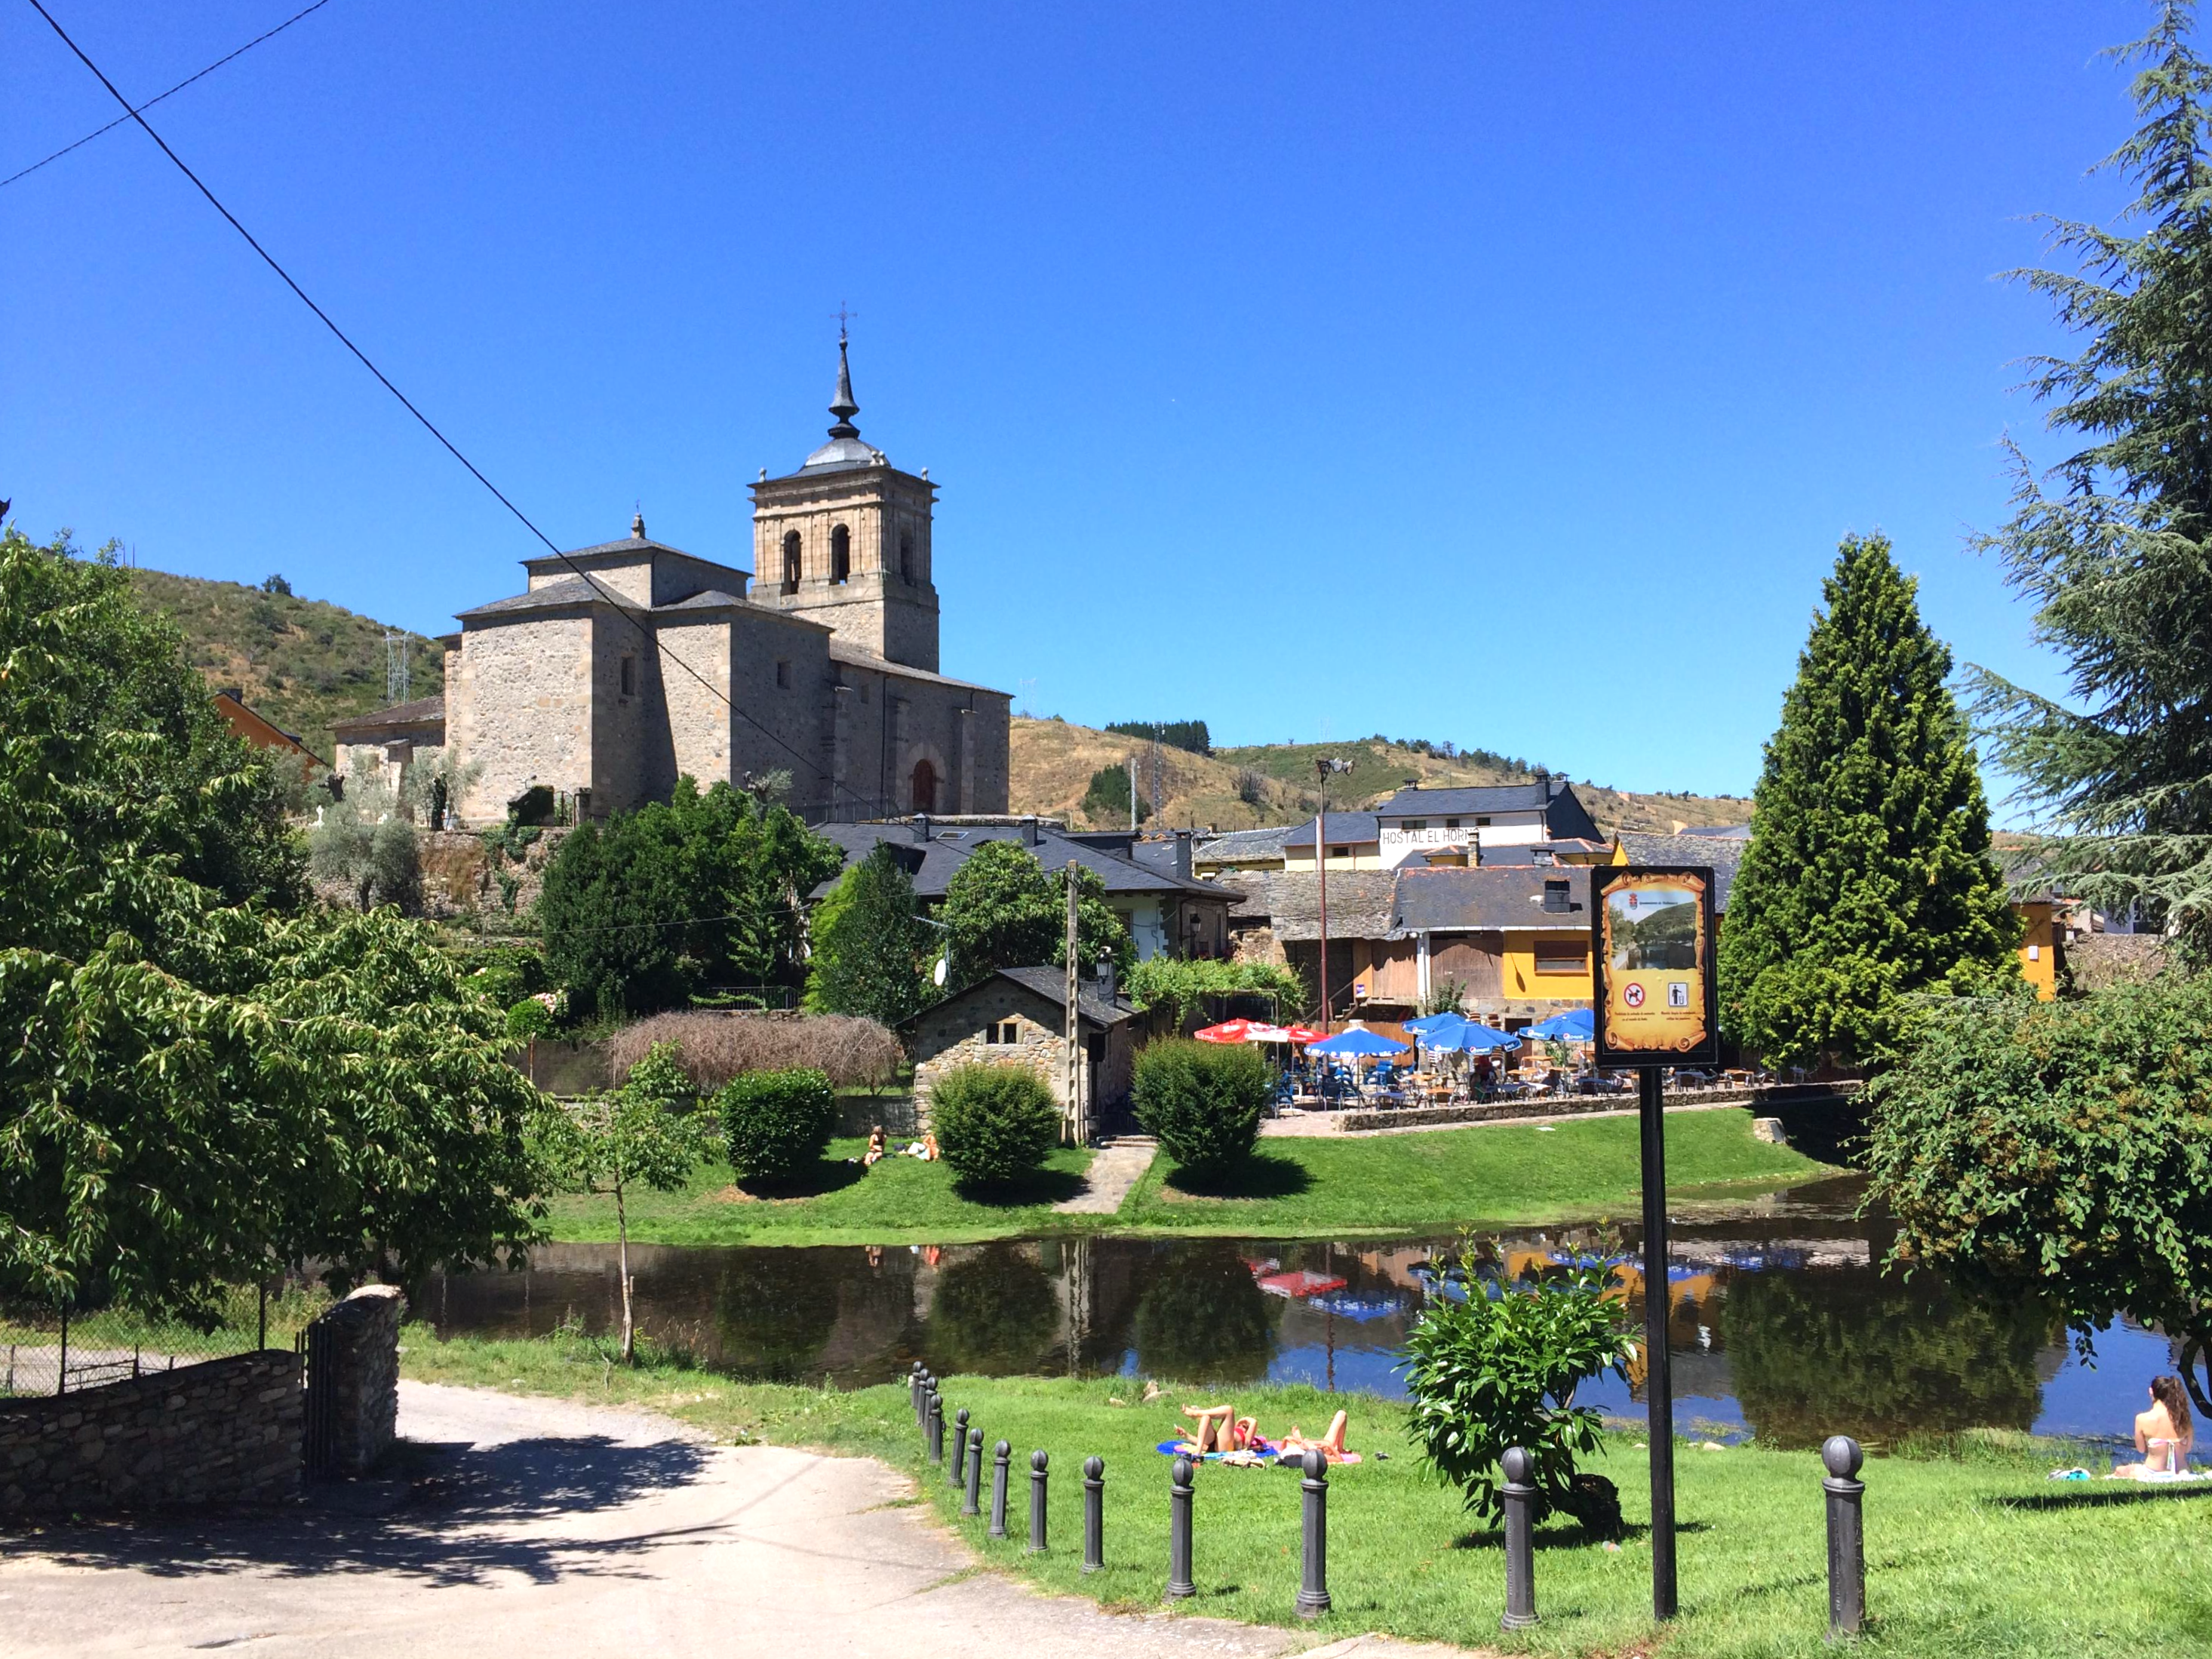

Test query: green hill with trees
[124,565,446,762]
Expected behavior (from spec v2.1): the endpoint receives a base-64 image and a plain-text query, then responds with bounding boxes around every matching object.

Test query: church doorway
[911,759,938,814]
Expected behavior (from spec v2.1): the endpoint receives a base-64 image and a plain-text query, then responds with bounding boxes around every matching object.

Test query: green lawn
[402,1329,2212,1659]
[544,1110,1833,1246]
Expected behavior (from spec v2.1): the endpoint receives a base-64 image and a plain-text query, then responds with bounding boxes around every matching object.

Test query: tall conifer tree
[804,842,932,1024]
[1719,535,2018,1070]
[1970,2,2212,955]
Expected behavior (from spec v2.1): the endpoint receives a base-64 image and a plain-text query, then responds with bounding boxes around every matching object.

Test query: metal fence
[0,1279,329,1399]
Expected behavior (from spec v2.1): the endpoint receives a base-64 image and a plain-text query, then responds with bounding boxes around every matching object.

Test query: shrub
[928,1065,1061,1187]
[1132,1040,1271,1178]
[1400,1241,1636,1530]
[505,997,554,1043]
[608,1011,902,1090]
[714,1067,837,1184]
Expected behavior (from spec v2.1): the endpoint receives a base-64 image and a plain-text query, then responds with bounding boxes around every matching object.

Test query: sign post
[1590,865,1718,1624]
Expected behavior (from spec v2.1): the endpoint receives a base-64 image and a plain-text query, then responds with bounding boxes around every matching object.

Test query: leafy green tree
[935,840,1132,988]
[1968,4,2212,957]
[1862,972,2212,1415]
[1719,535,2018,1069]
[803,843,932,1023]
[1401,1243,1635,1529]
[533,1043,714,1361]
[538,777,843,1017]
[309,774,421,911]
[1080,763,1149,825]
[2,530,543,1321]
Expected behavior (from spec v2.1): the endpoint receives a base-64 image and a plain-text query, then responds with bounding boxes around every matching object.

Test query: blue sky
[4,2,2158,799]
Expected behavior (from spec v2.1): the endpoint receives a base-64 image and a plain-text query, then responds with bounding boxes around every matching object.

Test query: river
[418,1175,2177,1451]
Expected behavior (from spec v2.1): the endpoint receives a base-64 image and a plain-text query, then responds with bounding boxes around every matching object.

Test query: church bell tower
[748,333,941,671]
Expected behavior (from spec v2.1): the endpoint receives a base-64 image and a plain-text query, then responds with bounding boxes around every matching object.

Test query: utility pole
[1128,755,1138,834]
[1313,757,1352,1034]
[1150,727,1163,823]
[1064,861,1083,1146]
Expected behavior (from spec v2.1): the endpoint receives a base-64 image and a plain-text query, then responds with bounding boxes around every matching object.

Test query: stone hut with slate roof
[336,336,1011,825]
[904,965,1138,1131]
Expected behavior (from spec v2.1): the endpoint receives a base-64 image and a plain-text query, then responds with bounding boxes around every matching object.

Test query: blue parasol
[1306,1028,1409,1057]
[1524,1007,1595,1041]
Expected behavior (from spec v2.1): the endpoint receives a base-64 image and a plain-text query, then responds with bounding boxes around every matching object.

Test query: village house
[1369,779,1605,868]
[905,966,1137,1130]
[212,688,326,770]
[811,815,1233,961]
[330,337,1012,825]
[1279,813,1384,871]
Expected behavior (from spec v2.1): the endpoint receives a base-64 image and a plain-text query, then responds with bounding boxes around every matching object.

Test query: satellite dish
[933,957,948,987]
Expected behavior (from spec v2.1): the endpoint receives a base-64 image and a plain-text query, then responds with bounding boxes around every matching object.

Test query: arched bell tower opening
[748,330,941,671]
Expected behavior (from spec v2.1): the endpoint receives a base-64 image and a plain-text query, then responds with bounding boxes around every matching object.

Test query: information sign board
[1590,865,1719,1068]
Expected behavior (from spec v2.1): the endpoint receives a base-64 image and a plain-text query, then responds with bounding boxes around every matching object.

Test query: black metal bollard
[1296,1447,1332,1619]
[1822,1436,1866,1638]
[1166,1455,1196,1599]
[963,1427,985,1517]
[990,1439,1012,1539]
[926,1390,945,1466]
[909,1363,923,1424]
[1028,1450,1050,1553]
[1500,1445,1539,1631]
[951,1408,971,1489]
[1082,1456,1105,1573]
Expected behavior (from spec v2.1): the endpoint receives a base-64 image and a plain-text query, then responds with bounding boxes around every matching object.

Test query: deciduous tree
[803,842,932,1024]
[935,840,1132,988]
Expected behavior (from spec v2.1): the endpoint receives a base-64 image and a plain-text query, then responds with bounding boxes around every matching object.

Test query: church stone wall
[453,611,594,824]
[724,609,834,814]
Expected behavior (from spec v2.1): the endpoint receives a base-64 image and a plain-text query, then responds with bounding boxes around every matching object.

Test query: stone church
[333,340,1012,825]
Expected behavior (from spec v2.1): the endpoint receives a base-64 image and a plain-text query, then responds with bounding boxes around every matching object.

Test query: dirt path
[0,1381,1476,1659]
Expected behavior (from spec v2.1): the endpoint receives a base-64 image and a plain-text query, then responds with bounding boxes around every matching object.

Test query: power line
[24,0,865,810]
[4,0,336,191]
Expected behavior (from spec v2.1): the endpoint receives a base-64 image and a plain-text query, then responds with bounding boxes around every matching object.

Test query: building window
[830,524,851,585]
[899,533,914,584]
[1534,941,1587,975]
[776,660,791,690]
[984,1019,1019,1046]
[911,758,938,813]
[1403,819,1427,832]
[1445,817,1461,829]
[1542,879,1571,912]
[1475,816,1492,826]
[1330,846,1349,859]
[781,530,800,595]
[619,655,635,697]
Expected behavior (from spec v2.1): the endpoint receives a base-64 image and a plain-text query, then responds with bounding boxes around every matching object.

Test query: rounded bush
[715,1066,837,1183]
[929,1064,1061,1187]
[1132,1040,1270,1178]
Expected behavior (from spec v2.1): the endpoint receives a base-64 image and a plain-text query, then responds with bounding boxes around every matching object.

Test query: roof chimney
[913,813,931,843]
[218,687,244,702]
[1022,814,1040,846]
[1174,828,1193,881]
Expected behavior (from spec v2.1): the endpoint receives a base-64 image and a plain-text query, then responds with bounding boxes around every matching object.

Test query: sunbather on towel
[1277,1409,1359,1464]
[1178,1404,1264,1455]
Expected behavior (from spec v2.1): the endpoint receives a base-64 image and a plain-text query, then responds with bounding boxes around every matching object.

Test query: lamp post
[1313,756,1351,1035]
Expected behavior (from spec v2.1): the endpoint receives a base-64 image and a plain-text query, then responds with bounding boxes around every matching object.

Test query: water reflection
[420,1181,2183,1445]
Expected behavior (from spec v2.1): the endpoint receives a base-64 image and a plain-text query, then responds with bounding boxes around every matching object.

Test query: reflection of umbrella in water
[1256,1269,1348,1298]
[1310,1292,1409,1322]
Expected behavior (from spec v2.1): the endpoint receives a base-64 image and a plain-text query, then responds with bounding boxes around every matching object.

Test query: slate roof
[330,693,449,741]
[809,820,1235,903]
[1612,831,1747,913]
[1391,865,1589,934]
[1370,782,1604,843]
[1195,825,1295,865]
[1258,872,1400,943]
[993,966,1136,1027]
[455,576,619,619]
[1280,813,1381,849]
[1677,824,1752,839]
[827,641,1002,693]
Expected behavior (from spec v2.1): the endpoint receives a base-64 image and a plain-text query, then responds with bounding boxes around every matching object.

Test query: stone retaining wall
[0,1350,301,1514]
[1329,1081,1860,1134]
[321,1285,401,1476]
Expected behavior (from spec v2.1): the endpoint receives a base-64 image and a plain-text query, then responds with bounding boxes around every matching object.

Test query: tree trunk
[616,1177,634,1365]
[2182,1325,2210,1420]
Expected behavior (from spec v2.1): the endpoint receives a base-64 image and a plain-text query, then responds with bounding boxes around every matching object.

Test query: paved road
[0,1382,1476,1659]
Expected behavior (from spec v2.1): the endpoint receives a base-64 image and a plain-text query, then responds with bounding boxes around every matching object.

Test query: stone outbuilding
[905,966,1137,1135]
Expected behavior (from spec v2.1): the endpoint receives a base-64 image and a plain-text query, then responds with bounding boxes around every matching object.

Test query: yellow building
[1280,812,1386,871]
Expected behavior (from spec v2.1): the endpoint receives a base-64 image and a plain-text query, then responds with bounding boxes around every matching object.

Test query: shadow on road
[5,1432,716,1589]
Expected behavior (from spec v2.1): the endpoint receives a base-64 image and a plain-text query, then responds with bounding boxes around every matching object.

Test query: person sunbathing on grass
[2113,1375,2195,1477]
[1178,1404,1262,1455]
[1277,1409,1355,1464]
[863,1126,888,1166]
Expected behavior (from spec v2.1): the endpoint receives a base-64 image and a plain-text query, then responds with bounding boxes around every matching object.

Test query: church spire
[827,324,860,440]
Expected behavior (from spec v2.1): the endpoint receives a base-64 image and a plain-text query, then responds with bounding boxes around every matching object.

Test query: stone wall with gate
[0,1350,301,1514]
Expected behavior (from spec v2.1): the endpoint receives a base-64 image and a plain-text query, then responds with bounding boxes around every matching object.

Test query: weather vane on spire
[835,301,859,343]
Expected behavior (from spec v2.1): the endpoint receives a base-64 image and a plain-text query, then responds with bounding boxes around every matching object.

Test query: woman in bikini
[2115,1375,2194,1477]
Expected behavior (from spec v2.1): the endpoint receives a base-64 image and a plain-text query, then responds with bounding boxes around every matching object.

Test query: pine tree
[1968,2,2212,954]
[1719,535,2019,1070]
[804,842,932,1024]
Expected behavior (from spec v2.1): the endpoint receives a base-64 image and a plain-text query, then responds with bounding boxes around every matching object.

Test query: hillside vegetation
[1011,717,1751,837]
[125,567,445,760]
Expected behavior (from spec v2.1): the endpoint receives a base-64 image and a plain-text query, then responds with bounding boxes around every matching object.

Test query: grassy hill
[125,567,445,762]
[1009,717,1752,837]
